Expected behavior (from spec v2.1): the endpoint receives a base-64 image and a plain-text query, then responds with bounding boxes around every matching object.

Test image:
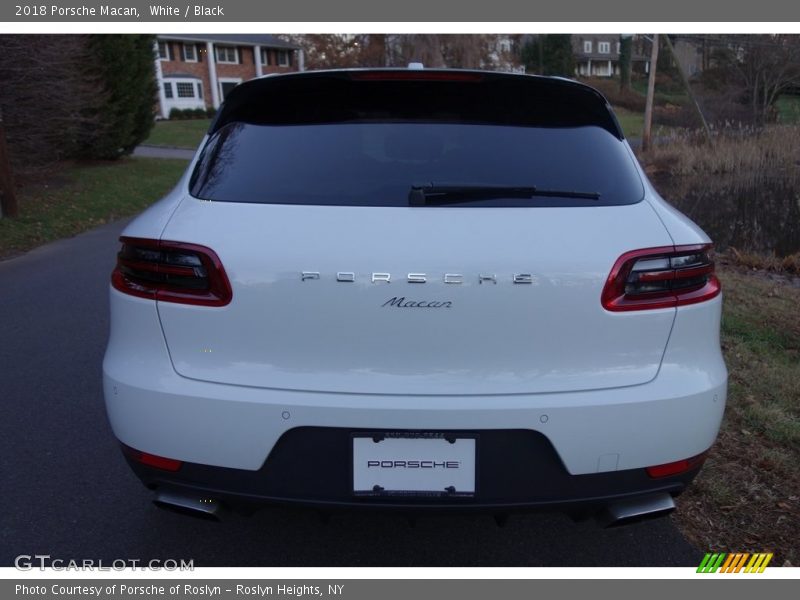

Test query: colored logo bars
[697,552,774,573]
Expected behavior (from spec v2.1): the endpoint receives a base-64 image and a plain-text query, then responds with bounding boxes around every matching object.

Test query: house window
[260,48,272,66]
[215,45,239,64]
[277,50,290,66]
[176,82,196,98]
[163,82,173,99]
[197,83,203,99]
[616,42,621,54]
[598,42,611,54]
[157,41,171,60]
[182,43,197,62]
[583,40,592,53]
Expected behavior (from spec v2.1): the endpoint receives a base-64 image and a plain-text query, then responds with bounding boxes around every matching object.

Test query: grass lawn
[613,106,680,140]
[630,79,688,106]
[0,158,188,260]
[143,119,211,149]
[613,107,645,139]
[673,263,799,566]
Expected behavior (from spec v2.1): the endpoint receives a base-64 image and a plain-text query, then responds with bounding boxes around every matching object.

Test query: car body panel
[154,197,677,395]
[104,288,725,475]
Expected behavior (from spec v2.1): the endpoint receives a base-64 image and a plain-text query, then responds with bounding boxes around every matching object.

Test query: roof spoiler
[209,69,624,139]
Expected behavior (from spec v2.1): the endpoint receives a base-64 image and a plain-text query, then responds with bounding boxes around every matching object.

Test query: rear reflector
[112,237,232,306]
[138,453,183,472]
[646,452,707,478]
[602,244,720,311]
[121,445,183,472]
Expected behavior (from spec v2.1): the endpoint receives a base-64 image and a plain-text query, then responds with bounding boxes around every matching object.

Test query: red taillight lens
[122,444,183,472]
[646,452,708,478]
[138,452,183,472]
[111,237,232,306]
[601,244,720,312]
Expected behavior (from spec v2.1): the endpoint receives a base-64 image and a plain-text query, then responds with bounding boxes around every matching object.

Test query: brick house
[154,34,303,118]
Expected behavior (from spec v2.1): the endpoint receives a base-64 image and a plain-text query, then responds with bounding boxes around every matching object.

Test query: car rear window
[189,73,644,207]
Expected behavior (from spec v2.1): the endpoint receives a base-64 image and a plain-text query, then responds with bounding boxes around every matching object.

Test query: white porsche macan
[103,68,727,525]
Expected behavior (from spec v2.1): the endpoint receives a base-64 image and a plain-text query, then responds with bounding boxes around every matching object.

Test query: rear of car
[103,69,726,523]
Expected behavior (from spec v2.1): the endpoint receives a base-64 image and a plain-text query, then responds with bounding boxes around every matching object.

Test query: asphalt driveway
[0,220,703,567]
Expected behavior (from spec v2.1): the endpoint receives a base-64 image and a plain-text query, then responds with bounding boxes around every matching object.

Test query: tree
[439,35,493,69]
[0,35,101,173]
[706,35,800,124]
[521,35,575,77]
[290,34,519,71]
[619,35,633,91]
[387,35,446,67]
[288,34,387,69]
[520,38,542,74]
[0,108,17,218]
[81,35,158,159]
[0,35,160,217]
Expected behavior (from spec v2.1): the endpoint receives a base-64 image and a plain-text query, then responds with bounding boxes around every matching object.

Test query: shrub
[693,85,759,127]
[169,108,210,120]
[644,125,800,179]
[652,104,697,129]
[582,77,647,113]
[80,35,158,159]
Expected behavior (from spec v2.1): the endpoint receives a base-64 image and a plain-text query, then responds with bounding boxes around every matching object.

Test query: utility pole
[0,106,18,219]
[662,35,713,145]
[642,34,659,152]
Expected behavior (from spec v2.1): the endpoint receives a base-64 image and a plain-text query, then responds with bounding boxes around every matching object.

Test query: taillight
[349,71,484,82]
[602,244,720,312]
[111,237,232,306]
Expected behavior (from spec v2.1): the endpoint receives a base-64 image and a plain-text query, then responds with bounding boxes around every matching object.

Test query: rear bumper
[121,428,702,513]
[103,292,727,508]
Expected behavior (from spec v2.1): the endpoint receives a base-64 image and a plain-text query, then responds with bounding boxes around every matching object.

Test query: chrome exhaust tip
[153,490,225,521]
[598,493,676,528]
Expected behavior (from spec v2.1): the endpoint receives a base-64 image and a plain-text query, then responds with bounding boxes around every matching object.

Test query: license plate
[352,433,476,497]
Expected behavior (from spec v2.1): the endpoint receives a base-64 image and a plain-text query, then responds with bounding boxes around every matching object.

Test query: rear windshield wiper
[408,183,600,206]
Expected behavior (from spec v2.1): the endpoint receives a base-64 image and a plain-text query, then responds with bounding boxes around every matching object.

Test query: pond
[652,173,800,257]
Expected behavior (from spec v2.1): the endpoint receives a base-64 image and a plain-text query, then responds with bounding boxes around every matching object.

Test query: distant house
[670,36,706,77]
[154,34,303,118]
[572,35,653,78]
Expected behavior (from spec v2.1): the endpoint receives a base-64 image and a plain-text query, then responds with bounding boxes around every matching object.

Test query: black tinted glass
[190,121,643,207]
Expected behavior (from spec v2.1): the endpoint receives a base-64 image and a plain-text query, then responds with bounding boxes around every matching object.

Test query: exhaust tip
[153,490,225,522]
[598,493,675,528]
